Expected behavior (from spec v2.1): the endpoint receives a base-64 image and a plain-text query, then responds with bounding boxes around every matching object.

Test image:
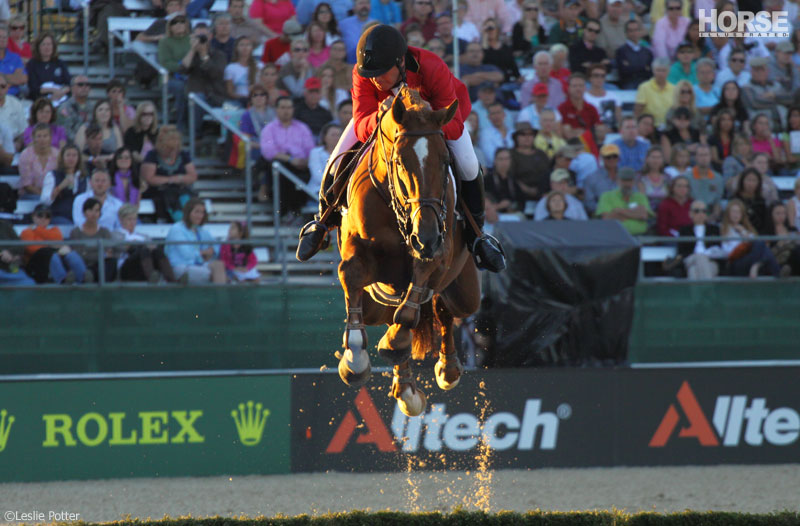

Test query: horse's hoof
[397,386,427,417]
[434,357,463,391]
[392,305,420,328]
[338,348,371,387]
[378,334,412,365]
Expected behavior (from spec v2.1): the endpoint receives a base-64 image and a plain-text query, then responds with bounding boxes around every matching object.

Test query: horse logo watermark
[231,401,270,446]
[698,9,790,37]
[0,409,15,452]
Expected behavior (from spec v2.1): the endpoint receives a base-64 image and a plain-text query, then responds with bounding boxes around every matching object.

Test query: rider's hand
[379,96,393,114]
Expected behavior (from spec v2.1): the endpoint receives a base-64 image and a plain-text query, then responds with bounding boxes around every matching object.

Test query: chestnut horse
[335,86,480,417]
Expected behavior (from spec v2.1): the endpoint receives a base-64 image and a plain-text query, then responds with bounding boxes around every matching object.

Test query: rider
[295,24,506,272]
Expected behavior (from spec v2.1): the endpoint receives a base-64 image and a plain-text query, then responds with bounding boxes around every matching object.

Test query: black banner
[291,367,800,472]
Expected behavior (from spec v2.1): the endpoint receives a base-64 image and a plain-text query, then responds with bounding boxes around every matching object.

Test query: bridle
[368,108,450,251]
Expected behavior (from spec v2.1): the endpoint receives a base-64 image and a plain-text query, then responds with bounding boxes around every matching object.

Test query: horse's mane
[399,86,427,111]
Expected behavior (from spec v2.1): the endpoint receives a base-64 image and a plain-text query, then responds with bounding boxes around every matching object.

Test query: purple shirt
[23,124,68,148]
[259,119,315,161]
[112,170,140,204]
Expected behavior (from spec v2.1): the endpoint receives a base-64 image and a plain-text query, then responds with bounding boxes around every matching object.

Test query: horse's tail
[411,300,439,361]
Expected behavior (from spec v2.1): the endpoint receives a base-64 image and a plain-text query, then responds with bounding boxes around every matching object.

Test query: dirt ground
[0,464,798,523]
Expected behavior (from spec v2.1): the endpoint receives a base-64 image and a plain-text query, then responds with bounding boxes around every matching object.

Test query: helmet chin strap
[391,58,407,91]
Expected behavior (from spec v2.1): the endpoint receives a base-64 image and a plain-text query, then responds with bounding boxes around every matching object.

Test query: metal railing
[271,161,316,283]
[110,39,169,124]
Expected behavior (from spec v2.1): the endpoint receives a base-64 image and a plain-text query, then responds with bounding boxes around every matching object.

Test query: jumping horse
[335,86,481,417]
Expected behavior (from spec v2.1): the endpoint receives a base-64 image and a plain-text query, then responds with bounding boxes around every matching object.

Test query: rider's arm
[351,70,383,143]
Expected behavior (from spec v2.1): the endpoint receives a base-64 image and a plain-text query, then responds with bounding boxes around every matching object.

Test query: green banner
[0,375,291,482]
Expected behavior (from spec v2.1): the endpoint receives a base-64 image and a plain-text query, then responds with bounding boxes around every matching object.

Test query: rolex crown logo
[231,401,270,446]
[0,409,15,453]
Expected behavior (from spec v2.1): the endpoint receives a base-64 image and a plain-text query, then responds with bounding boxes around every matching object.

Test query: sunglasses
[292,47,309,52]
[585,27,600,33]
[730,57,745,62]
[691,208,707,213]
[10,25,25,30]
[170,18,186,24]
[667,6,681,10]
[251,92,267,97]
[485,26,497,30]
[75,82,90,87]
[603,154,619,159]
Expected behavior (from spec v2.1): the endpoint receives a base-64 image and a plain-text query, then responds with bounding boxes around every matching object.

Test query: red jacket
[351,46,471,143]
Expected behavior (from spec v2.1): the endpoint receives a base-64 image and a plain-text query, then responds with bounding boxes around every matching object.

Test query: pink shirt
[751,136,783,157]
[249,0,296,34]
[652,16,690,60]
[465,0,514,34]
[18,145,59,192]
[307,47,330,69]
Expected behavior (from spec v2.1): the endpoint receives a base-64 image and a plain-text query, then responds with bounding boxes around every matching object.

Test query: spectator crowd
[2,0,800,285]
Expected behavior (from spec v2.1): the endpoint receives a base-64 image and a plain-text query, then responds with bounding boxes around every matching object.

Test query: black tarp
[479,220,640,367]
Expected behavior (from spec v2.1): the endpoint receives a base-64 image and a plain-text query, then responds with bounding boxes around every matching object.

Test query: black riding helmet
[356,24,408,78]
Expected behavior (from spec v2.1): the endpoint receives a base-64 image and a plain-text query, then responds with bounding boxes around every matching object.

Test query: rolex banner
[0,375,291,482]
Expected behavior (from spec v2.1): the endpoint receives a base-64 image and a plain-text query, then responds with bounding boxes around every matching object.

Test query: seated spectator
[340,0,373,63]
[749,114,787,173]
[722,134,750,183]
[510,123,550,203]
[519,50,565,109]
[615,19,653,90]
[141,126,197,222]
[634,58,674,128]
[23,98,67,149]
[710,81,749,133]
[261,19,304,66]
[541,191,570,220]
[660,106,702,160]
[473,82,514,131]
[651,0,689,60]
[788,177,800,229]
[165,197,226,283]
[0,24,27,97]
[547,0,583,47]
[306,21,330,68]
[20,203,89,284]
[27,32,71,102]
[454,1,480,43]
[720,198,783,278]
[221,221,260,282]
[278,39,315,99]
[7,15,31,63]
[596,167,653,235]
[234,85,275,200]
[708,109,734,169]
[434,13,468,68]
[637,146,670,211]
[567,138,599,187]
[401,0,436,41]
[260,96,315,215]
[742,57,792,130]
[558,73,600,151]
[693,58,719,116]
[533,109,566,158]
[18,124,59,199]
[613,116,649,172]
[332,98,352,127]
[511,0,546,64]
[479,102,514,167]
[732,167,768,234]
[82,125,114,175]
[535,168,587,220]
[665,143,692,179]
[667,42,697,85]
[210,13,235,62]
[109,147,142,206]
[568,18,608,75]
[459,42,504,102]
[0,218,35,286]
[769,41,800,95]
[714,49,750,91]
[765,202,800,276]
[158,15,192,124]
[72,170,123,230]
[308,122,342,199]
[370,0,403,26]
[485,148,522,213]
[690,144,724,221]
[583,144,620,216]
[664,79,705,131]
[780,107,800,174]
[229,0,273,43]
[749,153,780,205]
[516,82,561,130]
[106,80,136,134]
[0,121,13,175]
[183,23,228,133]
[317,65,349,112]
[677,199,725,279]
[465,111,488,167]
[249,0,296,36]
[259,64,288,108]
[56,75,92,143]
[69,197,118,282]
[637,113,661,146]
[311,3,344,45]
[113,204,180,283]
[595,0,626,59]
[584,63,621,131]
[482,17,520,83]
[41,144,87,225]
[225,36,262,106]
[294,77,333,139]
[75,100,124,154]
[549,44,572,90]
[656,175,692,236]
[0,72,25,140]
[124,101,160,164]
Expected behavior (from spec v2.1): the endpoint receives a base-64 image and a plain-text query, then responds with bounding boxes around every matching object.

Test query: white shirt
[307,145,331,197]
[478,124,514,168]
[534,192,589,220]
[72,191,123,231]
[570,152,599,188]
[693,223,707,254]
[0,126,13,157]
[224,62,263,98]
[40,170,85,205]
[516,103,561,130]
[0,94,26,139]
[455,21,481,42]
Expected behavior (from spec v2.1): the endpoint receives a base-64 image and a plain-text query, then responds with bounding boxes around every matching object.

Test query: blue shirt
[614,137,650,172]
[693,84,720,110]
[165,221,219,267]
[369,0,402,24]
[340,15,373,63]
[295,0,353,26]
[0,50,25,97]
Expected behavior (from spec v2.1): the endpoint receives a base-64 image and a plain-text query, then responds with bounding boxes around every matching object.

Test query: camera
[197,34,208,44]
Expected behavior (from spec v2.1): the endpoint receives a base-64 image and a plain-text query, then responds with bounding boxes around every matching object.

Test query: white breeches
[323,118,480,187]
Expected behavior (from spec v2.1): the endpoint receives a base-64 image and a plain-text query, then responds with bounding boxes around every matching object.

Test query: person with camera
[178,22,227,134]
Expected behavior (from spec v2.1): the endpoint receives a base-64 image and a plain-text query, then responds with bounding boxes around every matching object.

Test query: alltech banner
[0,375,291,481]
[291,367,800,472]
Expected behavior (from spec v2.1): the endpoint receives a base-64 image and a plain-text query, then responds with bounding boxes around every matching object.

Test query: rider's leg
[296,119,359,262]
[447,130,506,273]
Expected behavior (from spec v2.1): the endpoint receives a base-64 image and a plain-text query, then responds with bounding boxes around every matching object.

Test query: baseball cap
[282,18,303,36]
[532,82,549,96]
[512,121,536,140]
[556,145,578,159]
[304,76,322,90]
[776,41,795,53]
[550,168,571,182]
[600,143,620,157]
[750,57,769,68]
[619,167,636,180]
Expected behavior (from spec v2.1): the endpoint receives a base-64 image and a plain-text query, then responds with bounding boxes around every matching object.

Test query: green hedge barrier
[62,510,800,526]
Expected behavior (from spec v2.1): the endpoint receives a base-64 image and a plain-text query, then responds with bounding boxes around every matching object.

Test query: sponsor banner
[291,368,800,472]
[0,376,291,482]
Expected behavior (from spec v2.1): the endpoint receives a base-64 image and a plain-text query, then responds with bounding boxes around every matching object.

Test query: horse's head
[385,88,459,261]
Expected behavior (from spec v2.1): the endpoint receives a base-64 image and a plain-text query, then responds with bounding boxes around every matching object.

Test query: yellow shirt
[635,79,675,127]
[534,133,566,159]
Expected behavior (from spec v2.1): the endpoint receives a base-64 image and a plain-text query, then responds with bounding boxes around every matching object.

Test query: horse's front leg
[433,295,463,391]
[393,260,438,327]
[337,235,377,387]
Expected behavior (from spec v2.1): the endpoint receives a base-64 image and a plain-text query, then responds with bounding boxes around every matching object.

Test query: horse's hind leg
[392,360,427,417]
[433,295,464,391]
[337,236,376,387]
[378,324,412,365]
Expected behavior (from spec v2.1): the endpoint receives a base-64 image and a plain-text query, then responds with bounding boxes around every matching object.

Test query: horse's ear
[433,99,459,127]
[391,95,406,124]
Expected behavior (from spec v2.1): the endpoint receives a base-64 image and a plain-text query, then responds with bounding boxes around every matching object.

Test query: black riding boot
[296,157,346,262]
[461,172,506,272]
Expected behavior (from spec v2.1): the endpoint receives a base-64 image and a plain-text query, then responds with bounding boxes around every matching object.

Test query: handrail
[187,93,254,233]
[113,37,170,124]
[82,0,89,74]
[271,161,317,283]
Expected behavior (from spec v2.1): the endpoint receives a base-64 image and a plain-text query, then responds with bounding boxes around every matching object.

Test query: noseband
[369,112,449,251]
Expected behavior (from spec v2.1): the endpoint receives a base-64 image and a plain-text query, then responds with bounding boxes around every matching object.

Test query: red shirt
[558,97,600,156]
[400,16,437,41]
[261,37,290,65]
[8,38,31,60]
[656,196,692,236]
[249,0,296,34]
[351,46,471,143]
